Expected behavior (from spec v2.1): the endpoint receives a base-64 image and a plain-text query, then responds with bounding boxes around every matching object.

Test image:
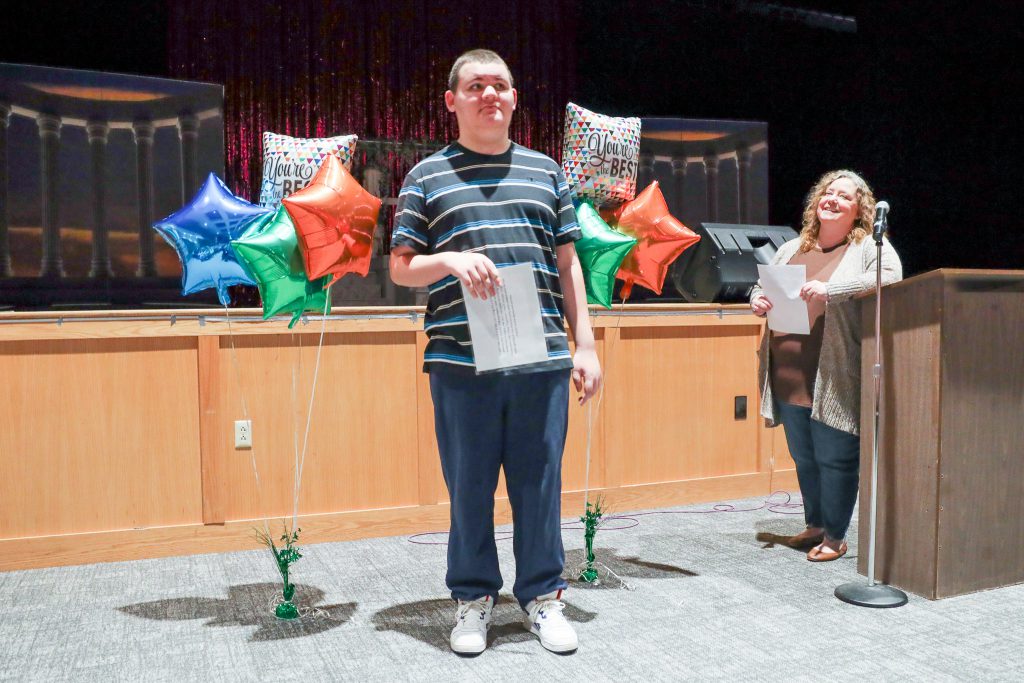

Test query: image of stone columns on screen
[0,63,224,302]
[634,118,768,300]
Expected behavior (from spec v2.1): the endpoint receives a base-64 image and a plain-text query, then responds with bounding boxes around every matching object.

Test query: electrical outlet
[234,420,252,449]
[734,396,748,420]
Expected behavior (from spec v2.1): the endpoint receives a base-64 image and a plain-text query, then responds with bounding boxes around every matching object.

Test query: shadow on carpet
[118,582,356,641]
[752,519,859,559]
[564,547,698,589]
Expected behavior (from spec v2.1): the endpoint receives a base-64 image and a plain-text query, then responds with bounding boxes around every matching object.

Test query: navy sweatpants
[429,368,570,608]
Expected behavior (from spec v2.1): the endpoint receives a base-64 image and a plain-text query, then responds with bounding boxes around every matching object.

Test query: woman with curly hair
[750,170,902,561]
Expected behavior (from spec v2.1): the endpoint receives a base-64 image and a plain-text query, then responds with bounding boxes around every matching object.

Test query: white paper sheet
[462,262,549,373]
[756,264,810,335]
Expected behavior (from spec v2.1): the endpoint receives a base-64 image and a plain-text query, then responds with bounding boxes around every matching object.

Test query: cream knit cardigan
[751,236,903,435]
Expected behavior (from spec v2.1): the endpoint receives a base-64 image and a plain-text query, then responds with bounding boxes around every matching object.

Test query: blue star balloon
[154,173,271,305]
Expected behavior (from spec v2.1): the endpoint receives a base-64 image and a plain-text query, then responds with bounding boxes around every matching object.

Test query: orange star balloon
[613,181,701,299]
[282,154,382,288]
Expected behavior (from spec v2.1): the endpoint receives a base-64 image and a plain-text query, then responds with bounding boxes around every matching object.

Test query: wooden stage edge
[1,303,800,572]
[0,470,800,572]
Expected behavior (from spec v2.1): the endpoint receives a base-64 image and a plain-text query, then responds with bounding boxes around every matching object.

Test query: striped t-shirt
[390,141,581,374]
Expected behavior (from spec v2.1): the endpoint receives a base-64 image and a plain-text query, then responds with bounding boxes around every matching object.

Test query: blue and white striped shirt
[391,142,581,374]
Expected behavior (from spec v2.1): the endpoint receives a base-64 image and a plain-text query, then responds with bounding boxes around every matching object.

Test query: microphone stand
[834,208,908,608]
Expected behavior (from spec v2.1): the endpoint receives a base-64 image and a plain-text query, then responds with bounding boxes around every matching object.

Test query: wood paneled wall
[0,305,795,571]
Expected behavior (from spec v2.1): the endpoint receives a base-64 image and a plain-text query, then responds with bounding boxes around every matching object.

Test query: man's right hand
[750,294,773,317]
[445,253,503,300]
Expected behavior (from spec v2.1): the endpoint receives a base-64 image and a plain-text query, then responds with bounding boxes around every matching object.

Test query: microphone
[872,200,890,242]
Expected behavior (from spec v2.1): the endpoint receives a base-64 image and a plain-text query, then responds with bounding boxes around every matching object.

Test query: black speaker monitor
[672,223,798,303]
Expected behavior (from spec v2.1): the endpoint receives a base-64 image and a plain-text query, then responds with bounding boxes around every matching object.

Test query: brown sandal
[786,530,825,550]
[807,541,848,562]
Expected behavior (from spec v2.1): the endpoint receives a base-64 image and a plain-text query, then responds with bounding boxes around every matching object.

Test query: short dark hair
[447,49,513,91]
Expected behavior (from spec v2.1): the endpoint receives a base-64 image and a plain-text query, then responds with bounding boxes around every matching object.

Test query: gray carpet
[2,496,1022,682]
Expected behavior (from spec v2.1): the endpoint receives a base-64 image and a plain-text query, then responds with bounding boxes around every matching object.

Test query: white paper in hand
[756,264,810,335]
[462,262,549,373]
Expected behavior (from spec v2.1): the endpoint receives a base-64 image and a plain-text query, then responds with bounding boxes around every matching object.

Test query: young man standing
[389,49,601,656]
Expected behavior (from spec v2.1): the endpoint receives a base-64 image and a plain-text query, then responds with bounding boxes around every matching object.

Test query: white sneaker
[523,590,578,653]
[450,596,492,655]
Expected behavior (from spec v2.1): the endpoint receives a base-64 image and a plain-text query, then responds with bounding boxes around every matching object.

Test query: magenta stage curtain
[168,0,578,202]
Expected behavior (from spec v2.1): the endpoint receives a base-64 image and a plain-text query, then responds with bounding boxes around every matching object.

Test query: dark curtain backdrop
[4,1,1015,282]
[168,0,578,202]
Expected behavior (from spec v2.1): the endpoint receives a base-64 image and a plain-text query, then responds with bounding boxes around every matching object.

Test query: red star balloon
[282,154,382,288]
[613,181,701,300]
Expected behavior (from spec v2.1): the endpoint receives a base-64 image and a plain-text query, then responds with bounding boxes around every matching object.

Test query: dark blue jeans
[777,402,861,541]
[429,368,570,608]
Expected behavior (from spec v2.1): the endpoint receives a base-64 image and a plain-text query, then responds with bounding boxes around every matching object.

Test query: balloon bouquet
[561,103,701,584]
[154,132,381,619]
[562,102,701,306]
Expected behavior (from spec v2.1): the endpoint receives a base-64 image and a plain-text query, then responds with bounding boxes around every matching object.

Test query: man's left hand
[571,347,602,406]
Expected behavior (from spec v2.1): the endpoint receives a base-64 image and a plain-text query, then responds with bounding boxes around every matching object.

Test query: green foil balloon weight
[579,498,604,584]
[256,526,303,620]
[573,200,637,308]
[231,206,331,328]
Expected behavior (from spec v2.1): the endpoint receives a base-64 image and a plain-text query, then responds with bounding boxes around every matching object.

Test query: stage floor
[2,495,1020,682]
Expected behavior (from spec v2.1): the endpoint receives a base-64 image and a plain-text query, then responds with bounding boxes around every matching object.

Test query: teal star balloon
[231,206,330,328]
[573,200,637,308]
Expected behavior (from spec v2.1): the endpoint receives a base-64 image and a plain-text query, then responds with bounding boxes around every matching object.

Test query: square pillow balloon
[561,102,641,207]
[259,132,358,208]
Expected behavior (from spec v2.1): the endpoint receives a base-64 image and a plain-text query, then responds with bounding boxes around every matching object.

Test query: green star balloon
[573,200,637,308]
[231,205,330,328]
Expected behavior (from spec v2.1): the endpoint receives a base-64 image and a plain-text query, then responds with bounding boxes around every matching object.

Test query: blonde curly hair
[798,169,876,253]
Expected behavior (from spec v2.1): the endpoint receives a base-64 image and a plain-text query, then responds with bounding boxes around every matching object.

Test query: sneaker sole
[451,639,487,657]
[543,645,578,655]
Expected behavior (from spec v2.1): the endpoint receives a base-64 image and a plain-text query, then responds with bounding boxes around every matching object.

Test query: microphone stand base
[834,581,909,608]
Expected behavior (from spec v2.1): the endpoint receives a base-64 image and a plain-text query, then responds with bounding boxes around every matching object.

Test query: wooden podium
[859,269,1024,599]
